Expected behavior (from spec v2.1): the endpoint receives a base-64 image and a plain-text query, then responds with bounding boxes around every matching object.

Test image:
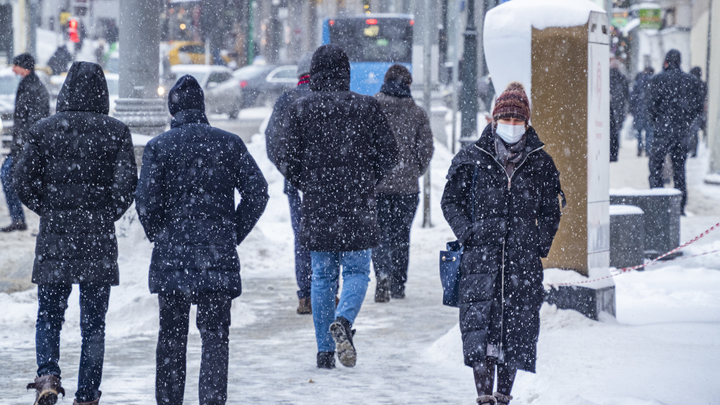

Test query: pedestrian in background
[275,45,398,369]
[1,53,49,232]
[609,58,629,162]
[135,75,268,405]
[687,66,707,158]
[630,66,654,156]
[15,61,136,405]
[265,52,316,314]
[372,64,433,303]
[647,49,703,214]
[441,82,562,405]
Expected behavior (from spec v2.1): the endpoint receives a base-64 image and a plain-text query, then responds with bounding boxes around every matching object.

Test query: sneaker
[27,375,65,405]
[1,221,27,232]
[316,351,335,369]
[374,277,390,303]
[297,297,312,315]
[73,392,101,405]
[329,316,356,367]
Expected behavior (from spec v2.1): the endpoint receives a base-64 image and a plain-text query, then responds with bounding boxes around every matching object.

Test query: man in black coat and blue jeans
[15,61,137,405]
[135,75,268,405]
[275,45,398,369]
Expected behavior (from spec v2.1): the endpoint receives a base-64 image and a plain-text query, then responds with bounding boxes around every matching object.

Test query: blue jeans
[1,156,26,223]
[36,283,111,402]
[285,180,312,299]
[311,250,371,352]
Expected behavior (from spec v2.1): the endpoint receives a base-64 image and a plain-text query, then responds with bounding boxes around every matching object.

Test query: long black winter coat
[265,81,312,166]
[135,102,268,299]
[14,62,137,285]
[11,72,50,156]
[629,72,652,122]
[441,124,562,371]
[648,53,702,139]
[275,44,399,252]
[609,68,629,126]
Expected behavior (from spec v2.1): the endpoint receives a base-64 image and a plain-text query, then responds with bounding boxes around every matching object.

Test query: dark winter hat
[168,74,205,116]
[297,52,313,77]
[310,44,350,91]
[492,81,530,123]
[384,64,412,85]
[664,49,681,70]
[12,53,34,71]
[690,66,702,79]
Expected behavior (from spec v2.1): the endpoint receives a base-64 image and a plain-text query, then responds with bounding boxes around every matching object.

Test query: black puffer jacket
[135,75,269,298]
[648,50,703,138]
[441,124,562,371]
[265,81,312,166]
[11,72,50,156]
[275,45,399,252]
[14,62,137,285]
[374,92,434,195]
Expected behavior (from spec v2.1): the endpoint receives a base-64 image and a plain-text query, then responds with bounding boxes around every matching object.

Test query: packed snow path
[1,118,720,404]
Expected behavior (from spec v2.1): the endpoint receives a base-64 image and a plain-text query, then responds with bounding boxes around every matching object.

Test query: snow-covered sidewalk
[1,123,719,404]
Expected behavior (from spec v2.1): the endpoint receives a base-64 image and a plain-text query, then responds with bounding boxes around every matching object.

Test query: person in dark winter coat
[647,49,703,213]
[687,67,707,157]
[441,82,562,405]
[1,53,50,232]
[14,61,136,405]
[275,44,398,370]
[135,74,268,405]
[372,64,434,302]
[265,52,316,315]
[630,66,654,156]
[609,59,629,162]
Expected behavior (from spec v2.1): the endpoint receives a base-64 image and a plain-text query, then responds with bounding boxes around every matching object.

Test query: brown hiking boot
[27,375,65,405]
[73,391,101,405]
[297,297,312,315]
[1,221,27,232]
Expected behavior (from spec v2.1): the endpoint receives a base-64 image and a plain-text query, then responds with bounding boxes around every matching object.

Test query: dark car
[233,64,297,108]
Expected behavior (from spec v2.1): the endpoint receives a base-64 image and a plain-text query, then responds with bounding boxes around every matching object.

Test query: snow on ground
[1,115,719,404]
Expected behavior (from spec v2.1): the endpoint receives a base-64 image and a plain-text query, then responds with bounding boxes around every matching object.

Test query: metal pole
[27,0,38,58]
[422,0,432,228]
[450,0,460,154]
[115,0,167,135]
[460,0,478,148]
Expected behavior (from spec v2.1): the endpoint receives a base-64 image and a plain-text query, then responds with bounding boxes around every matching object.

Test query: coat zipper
[474,144,544,359]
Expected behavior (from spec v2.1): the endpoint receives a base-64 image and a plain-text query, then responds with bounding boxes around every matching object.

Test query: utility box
[485,0,613,318]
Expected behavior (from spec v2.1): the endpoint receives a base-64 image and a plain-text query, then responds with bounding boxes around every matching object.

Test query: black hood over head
[57,62,109,114]
[664,49,682,71]
[310,44,350,92]
[168,74,205,116]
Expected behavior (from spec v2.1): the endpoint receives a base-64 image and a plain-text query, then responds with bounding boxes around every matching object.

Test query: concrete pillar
[114,0,167,136]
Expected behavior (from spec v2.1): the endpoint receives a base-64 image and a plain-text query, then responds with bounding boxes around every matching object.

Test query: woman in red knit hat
[441,82,563,404]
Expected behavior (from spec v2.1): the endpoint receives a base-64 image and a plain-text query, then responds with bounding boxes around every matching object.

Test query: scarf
[380,79,412,99]
[494,130,527,178]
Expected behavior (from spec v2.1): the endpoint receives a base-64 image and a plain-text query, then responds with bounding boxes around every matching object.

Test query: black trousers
[156,292,232,405]
[372,193,419,294]
[648,135,687,212]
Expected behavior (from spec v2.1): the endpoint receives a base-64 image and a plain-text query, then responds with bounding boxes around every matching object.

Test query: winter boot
[1,221,27,232]
[374,277,390,303]
[73,391,101,405]
[297,297,312,315]
[27,375,65,405]
[476,395,497,404]
[390,284,405,300]
[329,316,356,367]
[493,392,513,405]
[316,351,335,369]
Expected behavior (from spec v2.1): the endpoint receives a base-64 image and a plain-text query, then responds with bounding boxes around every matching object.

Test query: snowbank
[609,205,644,216]
[484,0,604,101]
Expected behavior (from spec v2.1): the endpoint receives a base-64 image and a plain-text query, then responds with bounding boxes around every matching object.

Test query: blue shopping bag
[439,241,463,307]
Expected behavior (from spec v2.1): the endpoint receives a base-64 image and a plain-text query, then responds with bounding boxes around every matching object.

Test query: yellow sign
[60,12,72,26]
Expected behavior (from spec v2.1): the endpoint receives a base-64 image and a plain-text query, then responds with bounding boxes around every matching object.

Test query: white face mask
[495,123,526,144]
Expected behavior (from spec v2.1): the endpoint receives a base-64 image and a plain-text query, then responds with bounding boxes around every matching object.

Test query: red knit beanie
[492,81,530,123]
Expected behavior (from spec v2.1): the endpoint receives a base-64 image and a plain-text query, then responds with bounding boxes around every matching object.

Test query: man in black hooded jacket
[275,44,398,370]
[136,75,268,405]
[14,61,137,405]
[647,49,703,213]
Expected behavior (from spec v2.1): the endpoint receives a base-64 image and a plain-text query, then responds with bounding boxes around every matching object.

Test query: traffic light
[68,19,80,43]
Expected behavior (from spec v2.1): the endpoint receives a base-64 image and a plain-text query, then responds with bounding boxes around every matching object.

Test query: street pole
[460,0,479,148]
[422,0,432,228]
[27,0,38,58]
[438,0,449,84]
[451,0,460,154]
[114,0,167,135]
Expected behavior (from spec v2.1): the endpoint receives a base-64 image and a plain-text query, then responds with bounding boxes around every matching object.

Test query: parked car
[171,64,242,118]
[233,64,297,108]
[167,41,231,66]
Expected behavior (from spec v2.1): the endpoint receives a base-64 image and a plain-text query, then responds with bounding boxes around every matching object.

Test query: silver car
[170,64,242,119]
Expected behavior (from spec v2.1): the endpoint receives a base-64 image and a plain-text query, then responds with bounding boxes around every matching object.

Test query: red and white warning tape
[546,221,720,287]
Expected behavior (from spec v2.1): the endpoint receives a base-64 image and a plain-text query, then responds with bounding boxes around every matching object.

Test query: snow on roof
[484,0,604,101]
[609,205,644,216]
[610,187,683,196]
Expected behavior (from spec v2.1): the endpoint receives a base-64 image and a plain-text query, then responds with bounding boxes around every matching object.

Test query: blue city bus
[322,15,413,95]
